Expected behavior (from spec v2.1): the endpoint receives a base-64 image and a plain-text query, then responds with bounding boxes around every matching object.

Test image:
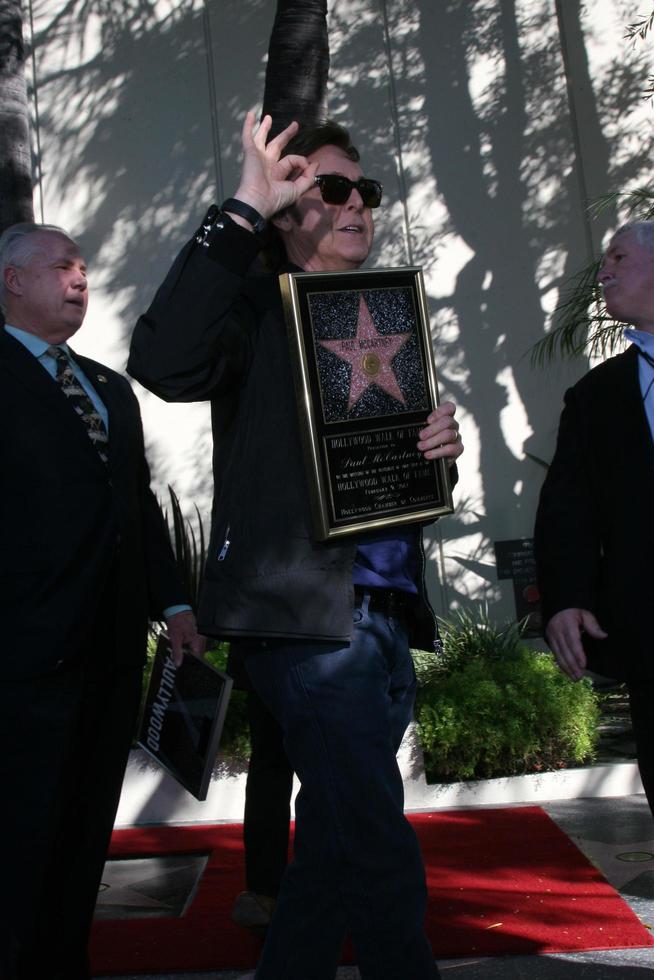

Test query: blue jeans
[242,597,439,980]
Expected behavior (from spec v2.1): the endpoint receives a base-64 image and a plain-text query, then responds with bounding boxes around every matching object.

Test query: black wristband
[222,198,267,235]
[193,206,262,269]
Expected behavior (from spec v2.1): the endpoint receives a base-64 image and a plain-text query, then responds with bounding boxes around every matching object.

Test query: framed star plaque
[279,267,454,540]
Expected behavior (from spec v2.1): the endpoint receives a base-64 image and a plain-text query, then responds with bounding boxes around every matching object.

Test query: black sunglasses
[314,174,383,209]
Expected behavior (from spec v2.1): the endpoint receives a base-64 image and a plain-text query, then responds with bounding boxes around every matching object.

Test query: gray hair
[0,222,78,314]
[612,220,654,254]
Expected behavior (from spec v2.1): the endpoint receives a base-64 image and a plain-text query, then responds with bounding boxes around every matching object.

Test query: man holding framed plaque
[129,112,463,980]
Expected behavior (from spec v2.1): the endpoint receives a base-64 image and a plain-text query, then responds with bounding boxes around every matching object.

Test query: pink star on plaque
[319,294,411,410]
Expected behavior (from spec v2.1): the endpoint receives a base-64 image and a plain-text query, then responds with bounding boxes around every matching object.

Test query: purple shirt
[352,526,420,594]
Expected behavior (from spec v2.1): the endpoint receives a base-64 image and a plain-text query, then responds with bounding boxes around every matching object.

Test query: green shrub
[413,610,600,782]
[203,643,251,760]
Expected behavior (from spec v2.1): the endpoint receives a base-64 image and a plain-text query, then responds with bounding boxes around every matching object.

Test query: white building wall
[23,0,654,624]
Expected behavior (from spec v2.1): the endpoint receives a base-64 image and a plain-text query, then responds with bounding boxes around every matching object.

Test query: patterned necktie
[47,345,109,464]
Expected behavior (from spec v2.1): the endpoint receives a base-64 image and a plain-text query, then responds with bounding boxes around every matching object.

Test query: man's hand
[231,111,319,222]
[165,609,206,667]
[417,402,463,465]
[545,608,607,681]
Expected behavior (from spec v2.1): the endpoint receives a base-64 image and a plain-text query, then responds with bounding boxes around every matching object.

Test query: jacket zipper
[218,524,231,561]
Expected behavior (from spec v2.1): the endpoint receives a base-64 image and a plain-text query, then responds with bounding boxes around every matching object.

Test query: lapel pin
[97,374,108,383]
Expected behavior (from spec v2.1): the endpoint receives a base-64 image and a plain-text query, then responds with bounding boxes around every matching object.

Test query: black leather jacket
[128,214,443,650]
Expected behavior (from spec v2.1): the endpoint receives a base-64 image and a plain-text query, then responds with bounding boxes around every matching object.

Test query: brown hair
[282,119,360,162]
[260,120,360,270]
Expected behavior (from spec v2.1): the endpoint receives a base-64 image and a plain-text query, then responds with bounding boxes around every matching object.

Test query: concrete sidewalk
[96,794,654,980]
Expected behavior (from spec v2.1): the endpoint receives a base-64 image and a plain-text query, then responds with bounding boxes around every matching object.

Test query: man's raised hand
[233,111,318,221]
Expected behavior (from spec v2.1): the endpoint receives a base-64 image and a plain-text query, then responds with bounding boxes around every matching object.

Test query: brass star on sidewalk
[573,835,654,890]
[319,293,411,411]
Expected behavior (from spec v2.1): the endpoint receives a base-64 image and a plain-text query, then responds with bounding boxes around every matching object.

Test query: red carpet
[90,806,654,974]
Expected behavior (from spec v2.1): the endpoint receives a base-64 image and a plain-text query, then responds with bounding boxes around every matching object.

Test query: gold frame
[280,266,454,540]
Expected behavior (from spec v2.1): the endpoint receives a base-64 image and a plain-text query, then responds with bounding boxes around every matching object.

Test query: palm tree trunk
[0,0,33,233]
[262,0,329,136]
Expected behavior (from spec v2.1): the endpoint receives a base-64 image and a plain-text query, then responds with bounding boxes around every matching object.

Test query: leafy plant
[413,610,600,783]
[530,190,654,367]
[626,9,654,44]
[414,606,525,678]
[202,643,251,760]
[626,6,654,101]
[163,484,206,613]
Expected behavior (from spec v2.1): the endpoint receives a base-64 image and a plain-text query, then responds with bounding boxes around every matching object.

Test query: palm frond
[428,605,527,678]
[164,486,207,613]
[524,451,549,469]
[589,189,654,220]
[531,186,654,367]
[625,10,654,43]
[530,259,609,366]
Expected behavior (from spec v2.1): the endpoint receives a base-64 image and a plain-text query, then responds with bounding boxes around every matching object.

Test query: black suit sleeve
[129,386,190,618]
[140,472,189,620]
[534,386,602,626]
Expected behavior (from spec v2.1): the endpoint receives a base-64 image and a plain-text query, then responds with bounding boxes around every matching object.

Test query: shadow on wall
[329,0,652,607]
[30,0,273,507]
[29,0,654,607]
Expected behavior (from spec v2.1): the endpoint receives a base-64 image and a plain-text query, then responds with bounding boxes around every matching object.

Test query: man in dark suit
[0,222,203,980]
[535,220,654,817]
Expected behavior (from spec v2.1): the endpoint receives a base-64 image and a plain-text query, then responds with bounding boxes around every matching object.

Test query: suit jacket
[0,329,185,680]
[534,344,654,681]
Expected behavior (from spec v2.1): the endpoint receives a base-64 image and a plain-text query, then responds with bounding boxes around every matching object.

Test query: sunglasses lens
[359,180,382,208]
[316,176,383,208]
[318,176,351,204]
